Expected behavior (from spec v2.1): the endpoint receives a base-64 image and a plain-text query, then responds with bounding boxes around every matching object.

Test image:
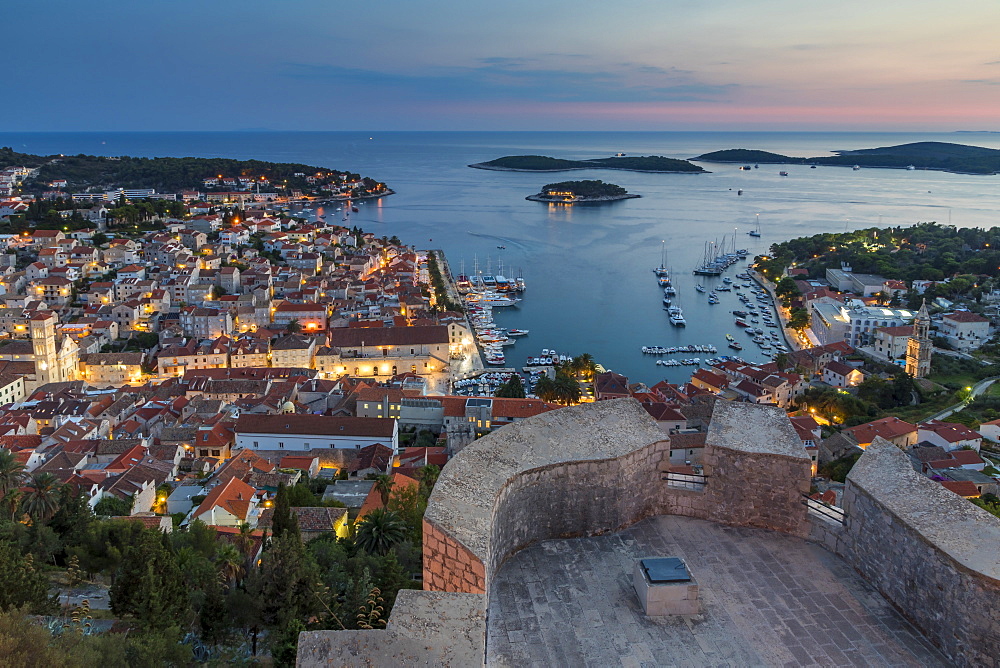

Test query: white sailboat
[748,213,761,238]
[653,240,670,277]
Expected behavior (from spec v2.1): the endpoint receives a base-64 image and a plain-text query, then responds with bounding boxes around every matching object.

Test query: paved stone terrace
[487,515,947,667]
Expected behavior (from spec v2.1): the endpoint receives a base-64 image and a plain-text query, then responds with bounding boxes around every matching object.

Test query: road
[925,375,999,421]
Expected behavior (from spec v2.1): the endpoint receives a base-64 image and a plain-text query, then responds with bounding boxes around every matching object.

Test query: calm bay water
[5,131,1000,384]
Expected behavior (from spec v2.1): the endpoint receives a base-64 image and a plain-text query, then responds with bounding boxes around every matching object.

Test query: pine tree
[0,544,57,614]
[271,484,296,541]
[110,530,189,630]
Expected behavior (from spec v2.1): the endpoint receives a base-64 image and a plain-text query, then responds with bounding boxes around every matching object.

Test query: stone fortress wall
[298,399,1000,667]
[811,437,1000,668]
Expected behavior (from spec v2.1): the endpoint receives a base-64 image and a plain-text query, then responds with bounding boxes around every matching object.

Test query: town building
[939,311,991,351]
[234,414,399,452]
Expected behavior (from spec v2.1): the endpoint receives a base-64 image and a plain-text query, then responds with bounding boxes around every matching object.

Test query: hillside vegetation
[756,222,1000,300]
[539,180,629,197]
[1,147,384,194]
[471,154,705,173]
[695,142,1000,175]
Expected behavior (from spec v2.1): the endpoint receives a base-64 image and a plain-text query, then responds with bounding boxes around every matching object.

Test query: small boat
[735,319,749,328]
[741,165,752,171]
[497,245,506,250]
[852,165,860,171]
[658,276,672,287]
[708,296,719,305]
[779,171,789,177]
[507,329,529,336]
[725,334,735,342]
[754,164,759,169]
[663,296,672,306]
[352,206,359,212]
[732,310,748,317]
[695,285,707,293]
[737,189,743,196]
[615,152,626,157]
[906,165,916,171]
[728,341,743,350]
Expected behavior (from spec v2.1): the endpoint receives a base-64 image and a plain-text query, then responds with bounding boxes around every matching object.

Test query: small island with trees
[526,180,639,203]
[470,154,706,173]
[693,142,1000,175]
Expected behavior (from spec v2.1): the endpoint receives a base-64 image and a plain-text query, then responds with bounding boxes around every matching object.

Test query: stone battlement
[298,402,999,667]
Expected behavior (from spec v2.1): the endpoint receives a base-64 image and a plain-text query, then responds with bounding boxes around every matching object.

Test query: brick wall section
[422,518,486,594]
[837,439,1000,667]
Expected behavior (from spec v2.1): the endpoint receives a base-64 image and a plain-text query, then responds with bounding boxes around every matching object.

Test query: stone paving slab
[487,515,948,667]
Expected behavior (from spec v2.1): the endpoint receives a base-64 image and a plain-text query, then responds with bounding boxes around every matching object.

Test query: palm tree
[355,508,408,555]
[0,450,25,506]
[553,373,582,406]
[373,474,394,506]
[576,353,596,380]
[285,319,302,334]
[533,375,558,403]
[232,522,256,560]
[21,473,61,523]
[215,542,245,586]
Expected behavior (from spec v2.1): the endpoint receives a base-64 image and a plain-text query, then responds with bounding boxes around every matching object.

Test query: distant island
[693,142,1000,175]
[470,154,706,173]
[526,180,639,203]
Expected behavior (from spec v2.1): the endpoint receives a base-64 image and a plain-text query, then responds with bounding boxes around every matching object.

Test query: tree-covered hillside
[694,142,1000,174]
[756,222,1000,295]
[0,147,388,196]
[540,180,628,197]
[471,154,705,173]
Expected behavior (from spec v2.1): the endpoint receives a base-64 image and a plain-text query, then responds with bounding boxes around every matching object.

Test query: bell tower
[905,300,931,378]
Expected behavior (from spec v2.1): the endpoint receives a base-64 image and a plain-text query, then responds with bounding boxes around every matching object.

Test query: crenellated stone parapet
[299,402,994,666]
[836,438,1000,667]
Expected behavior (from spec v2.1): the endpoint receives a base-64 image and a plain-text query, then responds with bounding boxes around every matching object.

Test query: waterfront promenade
[432,250,485,382]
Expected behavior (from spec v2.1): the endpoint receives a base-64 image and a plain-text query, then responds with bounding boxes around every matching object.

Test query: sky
[8,0,1000,131]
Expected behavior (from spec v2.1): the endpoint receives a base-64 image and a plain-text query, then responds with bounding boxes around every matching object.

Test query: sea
[5,130,1000,385]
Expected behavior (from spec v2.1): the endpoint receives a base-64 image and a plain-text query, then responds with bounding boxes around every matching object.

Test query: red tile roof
[192,477,256,523]
[920,420,982,443]
[940,480,981,497]
[357,471,420,519]
[235,414,395,438]
[844,417,917,445]
[944,311,989,323]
